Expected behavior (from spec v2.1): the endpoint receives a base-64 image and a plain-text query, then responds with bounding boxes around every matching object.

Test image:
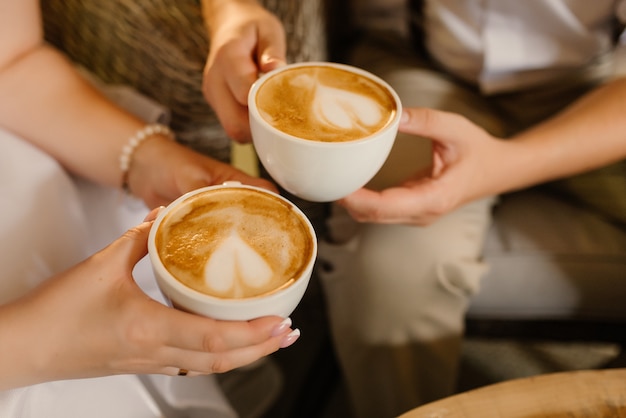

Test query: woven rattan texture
[42,0,327,161]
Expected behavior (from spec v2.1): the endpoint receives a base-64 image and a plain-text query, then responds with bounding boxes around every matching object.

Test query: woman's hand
[201,0,286,143]
[127,136,277,208]
[338,107,512,226]
[0,209,298,390]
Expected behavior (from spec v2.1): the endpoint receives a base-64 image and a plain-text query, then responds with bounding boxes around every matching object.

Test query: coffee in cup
[249,62,402,202]
[148,182,317,321]
[254,64,398,143]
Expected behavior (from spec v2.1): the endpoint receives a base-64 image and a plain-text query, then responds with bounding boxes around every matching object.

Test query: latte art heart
[313,84,384,133]
[203,231,273,297]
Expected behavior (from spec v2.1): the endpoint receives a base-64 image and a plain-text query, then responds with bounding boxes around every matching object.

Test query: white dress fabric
[422,0,626,92]
[0,81,237,418]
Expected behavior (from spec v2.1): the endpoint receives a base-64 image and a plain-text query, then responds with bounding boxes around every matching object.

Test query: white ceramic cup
[248,62,402,202]
[147,182,317,321]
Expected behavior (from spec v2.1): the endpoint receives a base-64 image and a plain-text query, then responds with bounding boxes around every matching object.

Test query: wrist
[202,0,262,33]
[119,124,175,195]
[488,137,547,196]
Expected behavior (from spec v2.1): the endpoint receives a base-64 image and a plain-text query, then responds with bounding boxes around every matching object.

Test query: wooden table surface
[398,368,626,418]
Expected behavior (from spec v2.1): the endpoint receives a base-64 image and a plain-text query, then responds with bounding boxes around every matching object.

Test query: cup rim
[147,181,318,306]
[248,61,402,147]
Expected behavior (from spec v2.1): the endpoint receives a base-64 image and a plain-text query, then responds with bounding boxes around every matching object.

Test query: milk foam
[203,231,273,298]
[312,83,384,132]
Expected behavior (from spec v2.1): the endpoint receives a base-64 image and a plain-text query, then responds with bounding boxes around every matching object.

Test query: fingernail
[271,317,292,337]
[280,329,300,348]
[260,54,286,69]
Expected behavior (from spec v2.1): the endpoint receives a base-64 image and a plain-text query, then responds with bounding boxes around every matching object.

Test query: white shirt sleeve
[424,0,619,93]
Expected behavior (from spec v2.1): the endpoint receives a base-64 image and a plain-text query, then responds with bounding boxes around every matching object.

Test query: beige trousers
[318,32,611,418]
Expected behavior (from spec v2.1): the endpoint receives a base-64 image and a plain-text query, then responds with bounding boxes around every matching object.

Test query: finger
[205,68,252,142]
[222,55,259,106]
[340,187,430,225]
[217,29,263,106]
[256,19,286,73]
[245,177,279,193]
[202,334,294,373]
[399,107,475,143]
[206,316,294,351]
[143,206,164,222]
[101,220,153,270]
[158,330,291,375]
[223,172,279,194]
[191,158,279,193]
[203,44,254,142]
[154,306,290,352]
[339,188,398,223]
[170,322,299,375]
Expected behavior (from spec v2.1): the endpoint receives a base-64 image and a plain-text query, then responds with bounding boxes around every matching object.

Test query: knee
[319,223,489,340]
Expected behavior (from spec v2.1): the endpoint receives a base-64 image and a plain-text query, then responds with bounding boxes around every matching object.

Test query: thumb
[256,24,286,73]
[258,47,286,73]
[108,219,155,271]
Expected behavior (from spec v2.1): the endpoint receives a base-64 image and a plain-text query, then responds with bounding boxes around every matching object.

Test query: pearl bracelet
[119,123,175,194]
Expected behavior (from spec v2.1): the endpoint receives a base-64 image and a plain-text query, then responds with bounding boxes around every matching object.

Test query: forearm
[0,298,50,390]
[494,77,626,194]
[0,44,145,188]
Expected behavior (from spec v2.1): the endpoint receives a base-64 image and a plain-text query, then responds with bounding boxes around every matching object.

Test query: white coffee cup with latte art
[249,62,402,202]
[148,182,317,321]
